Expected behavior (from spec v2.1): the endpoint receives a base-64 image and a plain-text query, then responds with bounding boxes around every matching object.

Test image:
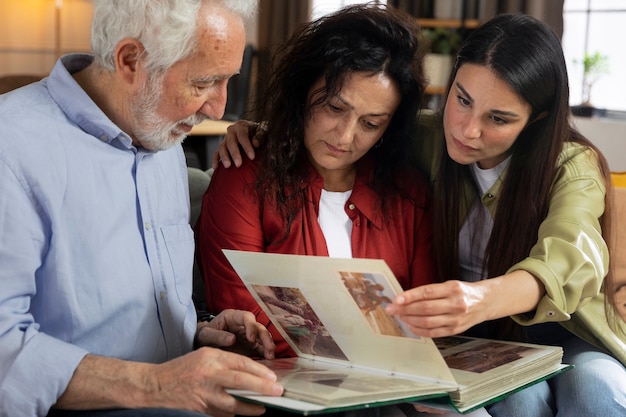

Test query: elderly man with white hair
[0,1,283,416]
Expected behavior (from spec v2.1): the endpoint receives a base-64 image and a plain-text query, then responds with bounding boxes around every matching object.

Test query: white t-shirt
[318,189,353,258]
[459,157,510,281]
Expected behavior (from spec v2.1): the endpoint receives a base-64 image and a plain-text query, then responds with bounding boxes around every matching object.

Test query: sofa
[188,167,213,312]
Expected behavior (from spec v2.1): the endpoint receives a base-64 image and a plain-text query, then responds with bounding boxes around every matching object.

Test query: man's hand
[195,309,275,359]
[150,347,283,417]
[213,120,264,169]
[54,351,283,417]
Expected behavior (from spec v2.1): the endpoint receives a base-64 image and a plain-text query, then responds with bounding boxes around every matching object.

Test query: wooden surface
[190,119,234,136]
[417,18,481,29]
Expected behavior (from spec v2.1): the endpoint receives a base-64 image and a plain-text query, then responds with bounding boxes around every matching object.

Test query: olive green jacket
[414,111,626,366]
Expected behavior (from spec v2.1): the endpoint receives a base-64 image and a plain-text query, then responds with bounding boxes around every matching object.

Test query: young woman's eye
[491,115,507,125]
[457,95,470,107]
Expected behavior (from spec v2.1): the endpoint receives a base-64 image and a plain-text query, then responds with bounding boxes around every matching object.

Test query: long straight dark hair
[432,14,614,338]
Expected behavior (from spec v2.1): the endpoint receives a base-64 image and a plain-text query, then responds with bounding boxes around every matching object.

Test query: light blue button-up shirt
[0,55,197,416]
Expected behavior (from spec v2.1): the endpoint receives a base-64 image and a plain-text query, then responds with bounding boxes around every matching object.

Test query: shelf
[417,18,481,29]
[426,85,447,96]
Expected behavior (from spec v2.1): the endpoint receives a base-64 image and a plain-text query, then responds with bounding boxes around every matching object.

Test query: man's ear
[114,39,145,87]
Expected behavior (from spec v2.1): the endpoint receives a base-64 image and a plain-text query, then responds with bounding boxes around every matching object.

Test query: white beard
[130,74,206,151]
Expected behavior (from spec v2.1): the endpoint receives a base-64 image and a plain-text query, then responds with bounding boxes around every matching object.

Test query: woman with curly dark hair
[196,3,436,360]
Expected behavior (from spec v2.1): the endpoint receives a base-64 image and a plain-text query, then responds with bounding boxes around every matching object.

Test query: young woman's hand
[386,270,544,338]
[213,120,264,169]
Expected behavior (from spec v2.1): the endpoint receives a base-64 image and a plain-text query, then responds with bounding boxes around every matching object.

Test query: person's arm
[54,348,282,415]
[386,270,544,338]
[214,113,440,173]
[0,156,281,416]
[213,120,263,169]
[55,310,281,413]
[387,147,608,337]
[506,150,608,325]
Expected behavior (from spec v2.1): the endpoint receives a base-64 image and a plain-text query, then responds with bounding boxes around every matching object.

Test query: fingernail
[272,383,284,396]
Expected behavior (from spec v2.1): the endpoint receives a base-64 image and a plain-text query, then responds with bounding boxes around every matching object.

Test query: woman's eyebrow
[456,81,522,119]
[455,82,474,104]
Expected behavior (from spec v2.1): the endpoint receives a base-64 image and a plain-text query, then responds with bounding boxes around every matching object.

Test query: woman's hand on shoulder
[213,120,265,169]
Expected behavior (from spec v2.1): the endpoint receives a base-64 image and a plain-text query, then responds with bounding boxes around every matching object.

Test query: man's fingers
[196,326,236,348]
[243,323,275,359]
[215,353,283,396]
[197,348,282,394]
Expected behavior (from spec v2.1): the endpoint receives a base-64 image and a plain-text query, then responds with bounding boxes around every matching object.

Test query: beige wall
[573,117,626,172]
[0,0,259,79]
[0,0,93,77]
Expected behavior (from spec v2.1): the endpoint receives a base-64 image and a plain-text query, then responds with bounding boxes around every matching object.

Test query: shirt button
[546,310,556,317]
[486,193,494,198]
[160,291,166,300]
[100,134,108,142]
[348,203,356,210]
[145,222,151,230]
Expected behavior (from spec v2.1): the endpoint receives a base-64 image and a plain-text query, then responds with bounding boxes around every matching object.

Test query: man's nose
[200,81,228,120]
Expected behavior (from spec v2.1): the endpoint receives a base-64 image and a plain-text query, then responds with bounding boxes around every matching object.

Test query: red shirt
[195,156,435,357]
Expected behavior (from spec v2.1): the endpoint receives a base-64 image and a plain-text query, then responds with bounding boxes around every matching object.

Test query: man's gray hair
[90,0,257,74]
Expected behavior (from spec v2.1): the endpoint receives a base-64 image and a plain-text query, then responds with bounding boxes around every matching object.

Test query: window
[562,0,626,112]
[311,0,385,20]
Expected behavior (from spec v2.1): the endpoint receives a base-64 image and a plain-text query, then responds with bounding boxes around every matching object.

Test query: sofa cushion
[188,167,213,228]
[188,167,213,312]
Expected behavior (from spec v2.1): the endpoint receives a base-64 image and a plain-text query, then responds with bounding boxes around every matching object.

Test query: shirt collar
[47,54,134,149]
[306,156,383,229]
[351,157,383,229]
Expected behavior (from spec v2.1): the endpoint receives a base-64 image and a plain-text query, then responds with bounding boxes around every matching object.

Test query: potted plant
[572,51,609,117]
[422,27,461,88]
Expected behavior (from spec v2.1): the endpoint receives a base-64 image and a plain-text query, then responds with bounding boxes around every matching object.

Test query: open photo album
[223,250,570,415]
